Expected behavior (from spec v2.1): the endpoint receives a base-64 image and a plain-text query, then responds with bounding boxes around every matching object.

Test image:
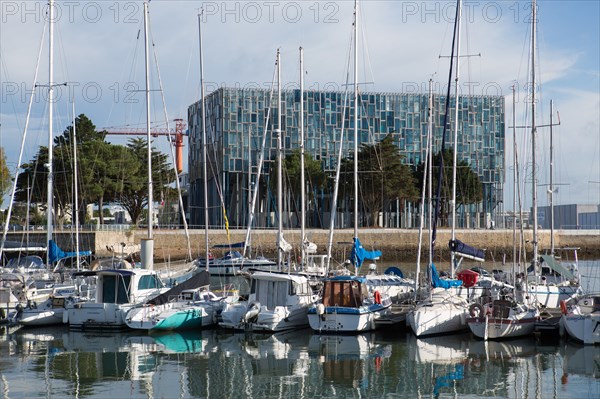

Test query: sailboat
[220,49,317,333]
[405,0,513,337]
[466,87,539,340]
[65,1,169,330]
[307,1,398,333]
[517,0,582,310]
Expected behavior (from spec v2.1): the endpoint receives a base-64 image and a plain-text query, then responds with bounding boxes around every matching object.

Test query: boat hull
[307,305,390,333]
[562,313,600,345]
[467,316,537,340]
[407,302,468,337]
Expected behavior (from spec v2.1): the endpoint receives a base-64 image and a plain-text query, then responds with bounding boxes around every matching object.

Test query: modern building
[187,87,505,229]
[534,204,600,230]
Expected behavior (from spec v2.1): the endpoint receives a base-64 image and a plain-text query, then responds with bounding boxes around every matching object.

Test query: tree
[0,148,10,208]
[282,149,328,227]
[340,134,418,227]
[414,148,483,226]
[115,138,176,225]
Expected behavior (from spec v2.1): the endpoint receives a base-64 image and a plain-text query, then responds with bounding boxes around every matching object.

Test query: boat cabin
[321,278,367,308]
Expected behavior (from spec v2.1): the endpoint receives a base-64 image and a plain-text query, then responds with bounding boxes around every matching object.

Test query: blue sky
[1,0,598,212]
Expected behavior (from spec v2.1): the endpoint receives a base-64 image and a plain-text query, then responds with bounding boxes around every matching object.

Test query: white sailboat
[407,0,471,337]
[65,1,168,330]
[519,0,582,310]
[221,49,317,333]
[307,1,396,333]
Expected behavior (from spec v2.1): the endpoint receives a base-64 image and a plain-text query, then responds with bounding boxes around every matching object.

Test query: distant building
[534,204,600,230]
[187,87,505,229]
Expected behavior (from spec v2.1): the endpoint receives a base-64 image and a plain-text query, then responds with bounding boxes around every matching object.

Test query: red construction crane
[104,119,187,173]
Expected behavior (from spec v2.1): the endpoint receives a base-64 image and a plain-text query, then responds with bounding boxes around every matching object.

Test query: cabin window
[138,275,162,290]
[323,281,362,308]
[254,280,288,310]
[101,275,131,304]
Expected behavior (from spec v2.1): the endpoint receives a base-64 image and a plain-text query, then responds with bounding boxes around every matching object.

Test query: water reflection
[1,327,598,398]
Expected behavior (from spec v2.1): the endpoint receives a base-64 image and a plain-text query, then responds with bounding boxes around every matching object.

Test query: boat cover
[147,271,210,306]
[448,239,485,262]
[431,263,463,289]
[540,254,575,280]
[349,237,382,268]
[48,239,92,264]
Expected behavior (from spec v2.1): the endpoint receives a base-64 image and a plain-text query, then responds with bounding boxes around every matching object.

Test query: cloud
[1,0,598,209]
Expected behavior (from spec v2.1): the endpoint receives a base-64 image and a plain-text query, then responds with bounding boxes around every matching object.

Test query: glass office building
[187,87,505,229]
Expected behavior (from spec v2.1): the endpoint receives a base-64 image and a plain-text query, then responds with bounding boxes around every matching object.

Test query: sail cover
[350,237,382,268]
[147,271,210,306]
[430,263,463,289]
[448,239,485,262]
[48,239,92,264]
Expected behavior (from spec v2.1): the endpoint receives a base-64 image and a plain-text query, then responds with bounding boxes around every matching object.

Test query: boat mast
[198,11,210,270]
[549,99,555,255]
[416,78,434,295]
[299,47,306,268]
[530,0,539,270]
[72,102,80,271]
[450,0,463,278]
[276,49,283,268]
[46,0,55,261]
[142,0,154,269]
[512,85,517,278]
[353,0,359,246]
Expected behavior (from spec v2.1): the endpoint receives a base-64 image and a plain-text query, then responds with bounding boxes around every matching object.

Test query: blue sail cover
[48,239,92,264]
[430,263,463,289]
[350,237,382,268]
[448,239,485,262]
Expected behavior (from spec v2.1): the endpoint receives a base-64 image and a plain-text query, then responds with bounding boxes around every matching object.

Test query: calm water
[0,261,598,399]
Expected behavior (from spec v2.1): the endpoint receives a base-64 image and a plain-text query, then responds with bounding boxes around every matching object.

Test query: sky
[1,0,599,213]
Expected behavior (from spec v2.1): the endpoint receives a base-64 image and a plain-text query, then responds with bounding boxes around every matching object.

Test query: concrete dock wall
[10,228,598,262]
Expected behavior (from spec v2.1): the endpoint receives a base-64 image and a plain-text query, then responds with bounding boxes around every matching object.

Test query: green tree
[115,138,176,225]
[282,149,327,226]
[0,148,10,208]
[340,134,418,227]
[414,148,483,226]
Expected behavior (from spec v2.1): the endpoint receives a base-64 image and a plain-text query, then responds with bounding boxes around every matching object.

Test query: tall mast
[530,0,539,269]
[450,0,463,278]
[299,47,306,268]
[144,0,153,240]
[141,0,154,270]
[198,11,210,270]
[72,102,80,271]
[353,0,359,244]
[276,49,283,267]
[46,0,55,258]
[512,85,517,278]
[549,99,555,254]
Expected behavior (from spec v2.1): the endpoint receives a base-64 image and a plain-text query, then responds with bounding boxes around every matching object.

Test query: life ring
[374,291,382,305]
[560,300,568,315]
[469,303,484,318]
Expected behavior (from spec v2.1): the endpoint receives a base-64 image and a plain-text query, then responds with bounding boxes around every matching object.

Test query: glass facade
[188,87,505,229]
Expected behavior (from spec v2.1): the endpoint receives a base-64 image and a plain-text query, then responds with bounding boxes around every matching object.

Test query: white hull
[407,291,469,337]
[523,284,581,308]
[250,305,311,332]
[67,302,132,330]
[467,314,538,340]
[563,313,600,345]
[18,309,64,327]
[307,305,390,333]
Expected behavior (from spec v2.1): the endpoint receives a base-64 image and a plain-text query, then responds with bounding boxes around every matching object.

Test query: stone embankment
[12,228,599,263]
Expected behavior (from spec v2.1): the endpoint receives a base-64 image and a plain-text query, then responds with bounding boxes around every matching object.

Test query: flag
[222,204,230,241]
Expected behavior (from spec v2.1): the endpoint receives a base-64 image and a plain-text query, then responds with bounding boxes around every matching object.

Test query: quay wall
[9,228,599,262]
